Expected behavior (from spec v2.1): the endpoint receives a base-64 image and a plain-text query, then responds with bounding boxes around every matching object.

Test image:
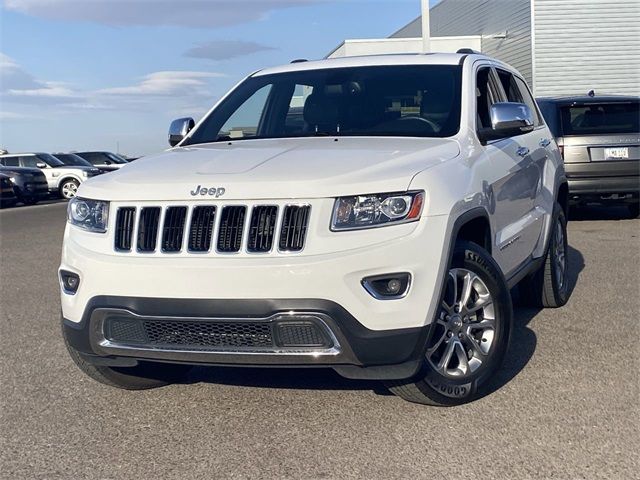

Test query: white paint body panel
[60,54,564,332]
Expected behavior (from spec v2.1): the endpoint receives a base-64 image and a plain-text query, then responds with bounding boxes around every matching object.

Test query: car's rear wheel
[63,325,192,390]
[386,241,513,406]
[60,179,80,199]
[521,203,569,308]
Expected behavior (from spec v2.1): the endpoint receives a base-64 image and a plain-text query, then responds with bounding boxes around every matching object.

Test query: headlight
[67,197,109,233]
[9,177,17,184]
[331,191,424,231]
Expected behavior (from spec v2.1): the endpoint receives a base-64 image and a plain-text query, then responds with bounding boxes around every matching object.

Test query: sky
[0,0,439,157]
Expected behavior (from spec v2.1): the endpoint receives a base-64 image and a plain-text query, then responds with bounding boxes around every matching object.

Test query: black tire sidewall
[547,206,569,305]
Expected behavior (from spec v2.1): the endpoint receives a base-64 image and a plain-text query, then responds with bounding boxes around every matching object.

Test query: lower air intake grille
[106,318,274,350]
[279,205,311,252]
[114,207,135,251]
[247,205,278,253]
[137,207,161,252]
[217,206,246,252]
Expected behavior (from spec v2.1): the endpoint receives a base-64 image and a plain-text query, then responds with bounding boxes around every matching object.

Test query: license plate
[604,147,629,159]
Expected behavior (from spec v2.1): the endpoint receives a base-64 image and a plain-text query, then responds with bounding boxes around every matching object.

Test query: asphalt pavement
[1,201,638,479]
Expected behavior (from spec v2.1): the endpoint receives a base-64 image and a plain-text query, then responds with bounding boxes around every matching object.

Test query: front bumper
[62,297,430,380]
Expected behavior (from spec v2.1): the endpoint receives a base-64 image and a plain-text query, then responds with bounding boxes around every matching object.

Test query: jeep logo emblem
[190,185,226,197]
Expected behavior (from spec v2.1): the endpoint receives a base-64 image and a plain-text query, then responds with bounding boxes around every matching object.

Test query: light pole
[421,0,431,53]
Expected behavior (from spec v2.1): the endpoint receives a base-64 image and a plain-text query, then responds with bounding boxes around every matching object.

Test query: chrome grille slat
[279,205,311,252]
[137,207,161,252]
[115,207,135,251]
[247,206,278,253]
[217,206,246,253]
[161,207,187,253]
[114,203,308,255]
[188,206,216,252]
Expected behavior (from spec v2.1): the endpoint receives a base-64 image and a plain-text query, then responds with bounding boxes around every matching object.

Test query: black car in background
[537,95,639,217]
[53,153,95,168]
[0,166,49,206]
[73,151,128,172]
[0,173,18,208]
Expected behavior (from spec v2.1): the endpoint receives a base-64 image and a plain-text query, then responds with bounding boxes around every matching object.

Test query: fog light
[362,273,411,300]
[60,270,80,294]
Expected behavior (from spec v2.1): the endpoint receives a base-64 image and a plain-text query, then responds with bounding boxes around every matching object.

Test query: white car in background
[0,152,102,199]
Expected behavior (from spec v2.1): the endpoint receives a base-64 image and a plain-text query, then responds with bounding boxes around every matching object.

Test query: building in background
[328,0,640,97]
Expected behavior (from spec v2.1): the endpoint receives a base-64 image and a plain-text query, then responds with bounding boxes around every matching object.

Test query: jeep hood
[79,137,460,201]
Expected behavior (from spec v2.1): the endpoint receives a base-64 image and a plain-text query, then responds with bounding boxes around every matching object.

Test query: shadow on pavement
[569,204,638,221]
[188,246,586,398]
[482,244,585,397]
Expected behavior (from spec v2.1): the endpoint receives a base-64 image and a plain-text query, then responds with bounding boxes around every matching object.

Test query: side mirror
[36,162,47,168]
[168,117,195,147]
[480,102,534,143]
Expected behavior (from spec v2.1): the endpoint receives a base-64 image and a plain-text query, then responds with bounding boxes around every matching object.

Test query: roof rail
[290,59,308,63]
[456,48,482,55]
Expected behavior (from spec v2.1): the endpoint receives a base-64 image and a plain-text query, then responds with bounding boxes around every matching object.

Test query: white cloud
[3,0,320,28]
[184,40,276,61]
[0,53,80,104]
[97,71,225,97]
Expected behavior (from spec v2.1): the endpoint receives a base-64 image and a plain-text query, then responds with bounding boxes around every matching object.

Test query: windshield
[54,153,93,167]
[37,153,64,167]
[106,153,128,164]
[560,102,639,136]
[184,65,462,145]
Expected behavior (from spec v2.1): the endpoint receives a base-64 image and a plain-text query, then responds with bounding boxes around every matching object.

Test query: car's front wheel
[60,179,80,200]
[386,241,513,406]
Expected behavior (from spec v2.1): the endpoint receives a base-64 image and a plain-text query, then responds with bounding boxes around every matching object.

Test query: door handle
[516,147,530,157]
[539,138,551,147]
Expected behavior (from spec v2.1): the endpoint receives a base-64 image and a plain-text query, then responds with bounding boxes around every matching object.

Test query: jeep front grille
[113,204,310,254]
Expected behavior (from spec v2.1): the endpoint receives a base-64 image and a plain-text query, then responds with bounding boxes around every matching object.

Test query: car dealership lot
[1,203,638,479]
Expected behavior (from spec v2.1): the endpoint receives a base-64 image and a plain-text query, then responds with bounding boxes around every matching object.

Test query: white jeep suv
[60,53,570,405]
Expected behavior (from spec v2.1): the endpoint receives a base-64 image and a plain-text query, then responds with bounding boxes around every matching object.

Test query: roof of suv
[254,52,484,77]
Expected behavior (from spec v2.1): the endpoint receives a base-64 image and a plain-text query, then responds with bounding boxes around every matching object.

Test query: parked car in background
[73,151,129,172]
[537,95,639,217]
[0,173,18,208]
[0,152,102,200]
[53,153,95,168]
[0,165,48,205]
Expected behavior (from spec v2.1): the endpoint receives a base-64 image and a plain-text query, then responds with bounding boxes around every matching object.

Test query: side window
[513,76,543,126]
[20,156,40,168]
[476,67,501,130]
[82,153,101,165]
[1,157,20,167]
[496,69,524,104]
[219,85,272,140]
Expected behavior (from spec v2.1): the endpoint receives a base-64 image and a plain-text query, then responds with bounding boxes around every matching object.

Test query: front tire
[63,325,192,390]
[386,241,513,406]
[60,179,80,199]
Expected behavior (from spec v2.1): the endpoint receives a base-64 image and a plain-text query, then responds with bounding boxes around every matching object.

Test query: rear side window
[1,157,20,167]
[513,76,543,127]
[560,102,640,135]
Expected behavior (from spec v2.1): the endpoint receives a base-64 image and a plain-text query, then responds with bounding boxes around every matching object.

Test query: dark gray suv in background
[537,95,639,217]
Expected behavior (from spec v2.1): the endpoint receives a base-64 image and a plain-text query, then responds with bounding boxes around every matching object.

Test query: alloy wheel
[426,268,496,378]
[554,220,566,290]
[62,182,78,199]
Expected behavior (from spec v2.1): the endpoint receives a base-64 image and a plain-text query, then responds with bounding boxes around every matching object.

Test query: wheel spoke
[462,332,486,357]
[464,292,492,315]
[454,341,470,373]
[427,330,447,354]
[437,339,456,372]
[459,272,475,311]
